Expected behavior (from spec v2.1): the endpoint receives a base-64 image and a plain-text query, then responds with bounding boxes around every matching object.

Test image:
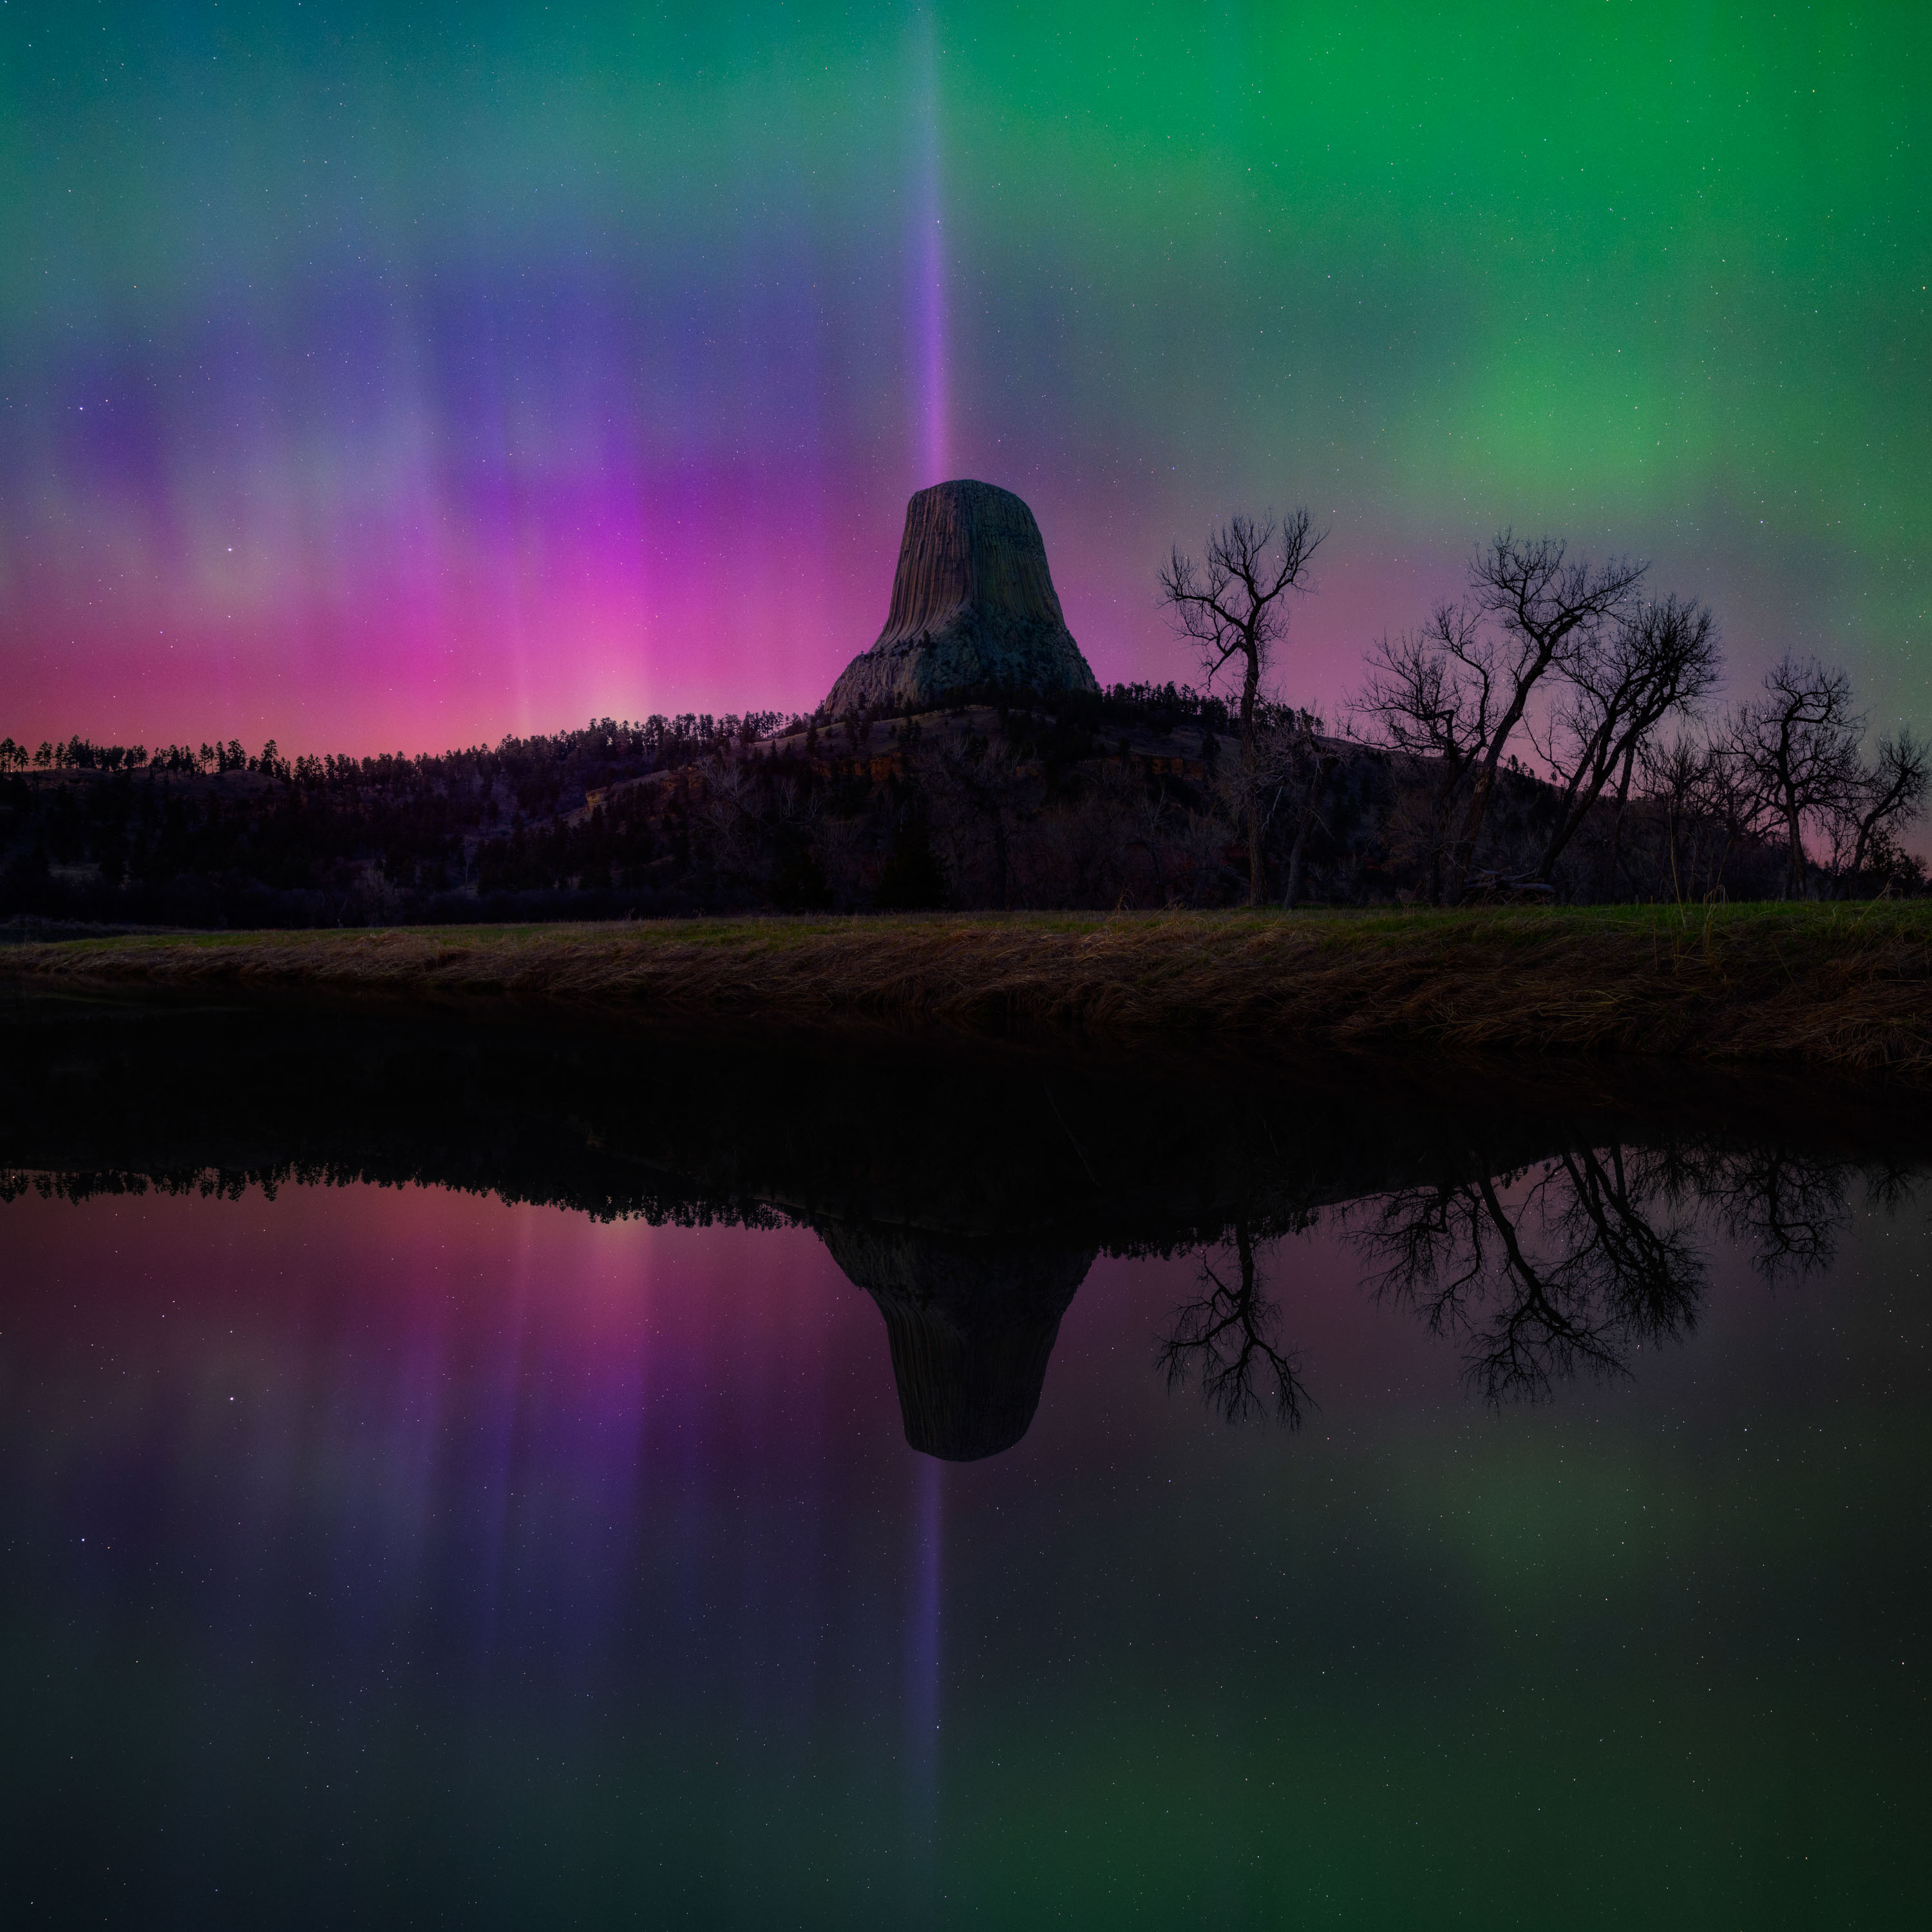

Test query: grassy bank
[5,904,1931,1075]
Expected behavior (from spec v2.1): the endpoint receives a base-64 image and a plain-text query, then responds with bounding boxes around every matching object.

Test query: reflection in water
[1151,1144,1927,1421]
[902,1454,943,1909]
[5,1128,1923,1447]
[1348,1146,1709,1403]
[5,998,1932,1924]
[1158,1219,1311,1426]
[2,993,1927,1452]
[1703,1144,1890,1282]
[820,1224,1093,1460]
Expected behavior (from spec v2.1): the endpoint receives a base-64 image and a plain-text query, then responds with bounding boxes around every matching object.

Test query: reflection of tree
[1350,1146,1707,1401]
[1650,1144,1920,1287]
[1154,1142,1913,1421]
[1692,1148,1852,1284]
[1158,1221,1310,1426]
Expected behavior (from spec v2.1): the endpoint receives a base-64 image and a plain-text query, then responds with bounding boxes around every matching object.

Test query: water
[1,1001,1927,1927]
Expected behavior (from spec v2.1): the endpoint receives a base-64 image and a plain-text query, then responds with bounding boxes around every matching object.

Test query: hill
[3,679,1862,929]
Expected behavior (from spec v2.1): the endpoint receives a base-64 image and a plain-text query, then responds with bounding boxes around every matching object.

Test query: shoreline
[5,904,1931,1077]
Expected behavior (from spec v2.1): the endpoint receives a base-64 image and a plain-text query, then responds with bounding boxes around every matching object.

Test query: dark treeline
[0,683,1302,925]
[4,525,1926,927]
[0,708,796,926]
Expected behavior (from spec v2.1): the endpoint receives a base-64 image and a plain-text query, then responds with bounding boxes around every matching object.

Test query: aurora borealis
[3,2,1927,754]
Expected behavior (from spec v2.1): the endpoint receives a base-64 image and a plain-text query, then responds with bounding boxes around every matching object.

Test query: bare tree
[1159,509,1324,905]
[1354,605,1499,904]
[1638,730,1730,901]
[1531,593,1722,891]
[695,760,763,883]
[1352,537,1645,902]
[1842,726,1929,886]
[1728,656,1865,898]
[1125,784,1176,906]
[1442,534,1649,903]
[1240,706,1337,909]
[1278,712,1340,911]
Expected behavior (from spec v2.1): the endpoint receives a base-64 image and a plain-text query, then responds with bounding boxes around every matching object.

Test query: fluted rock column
[824,480,1099,714]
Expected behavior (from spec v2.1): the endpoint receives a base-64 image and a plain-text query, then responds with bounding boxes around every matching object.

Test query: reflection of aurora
[6,996,1927,1458]
[12,1160,1926,1927]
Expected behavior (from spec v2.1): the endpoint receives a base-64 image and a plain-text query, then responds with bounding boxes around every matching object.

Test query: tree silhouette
[1729,656,1865,898]
[1444,535,1647,902]
[1531,592,1722,890]
[1159,509,1323,904]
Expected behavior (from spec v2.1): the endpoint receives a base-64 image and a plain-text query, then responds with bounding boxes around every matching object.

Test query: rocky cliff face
[825,480,1099,714]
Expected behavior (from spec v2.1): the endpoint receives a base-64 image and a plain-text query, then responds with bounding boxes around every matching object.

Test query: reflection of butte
[819,1223,1095,1462]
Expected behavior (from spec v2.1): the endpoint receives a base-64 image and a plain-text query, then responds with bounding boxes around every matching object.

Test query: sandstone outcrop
[824,480,1099,714]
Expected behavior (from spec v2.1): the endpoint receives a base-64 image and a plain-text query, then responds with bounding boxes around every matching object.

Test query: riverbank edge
[5,904,1930,1076]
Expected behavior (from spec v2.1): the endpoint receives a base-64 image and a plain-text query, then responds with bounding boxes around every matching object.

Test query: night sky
[3,1,1926,755]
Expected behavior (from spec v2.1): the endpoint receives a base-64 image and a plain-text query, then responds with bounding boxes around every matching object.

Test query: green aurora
[1,1,1926,746]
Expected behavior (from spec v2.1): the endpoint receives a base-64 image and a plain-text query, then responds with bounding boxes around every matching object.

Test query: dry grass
[6,903,1932,1074]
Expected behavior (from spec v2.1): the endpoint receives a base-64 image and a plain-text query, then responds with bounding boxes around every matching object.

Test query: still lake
[1,1000,1927,1927]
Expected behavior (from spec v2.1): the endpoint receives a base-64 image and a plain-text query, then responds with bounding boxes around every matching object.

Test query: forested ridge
[6,527,1924,927]
[2,672,1917,930]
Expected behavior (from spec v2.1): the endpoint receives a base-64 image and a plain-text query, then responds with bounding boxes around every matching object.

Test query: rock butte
[824,478,1100,714]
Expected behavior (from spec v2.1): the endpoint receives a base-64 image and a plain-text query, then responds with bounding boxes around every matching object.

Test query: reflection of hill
[6,991,1930,1457]
[819,1225,1093,1461]
[11,992,1922,1247]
